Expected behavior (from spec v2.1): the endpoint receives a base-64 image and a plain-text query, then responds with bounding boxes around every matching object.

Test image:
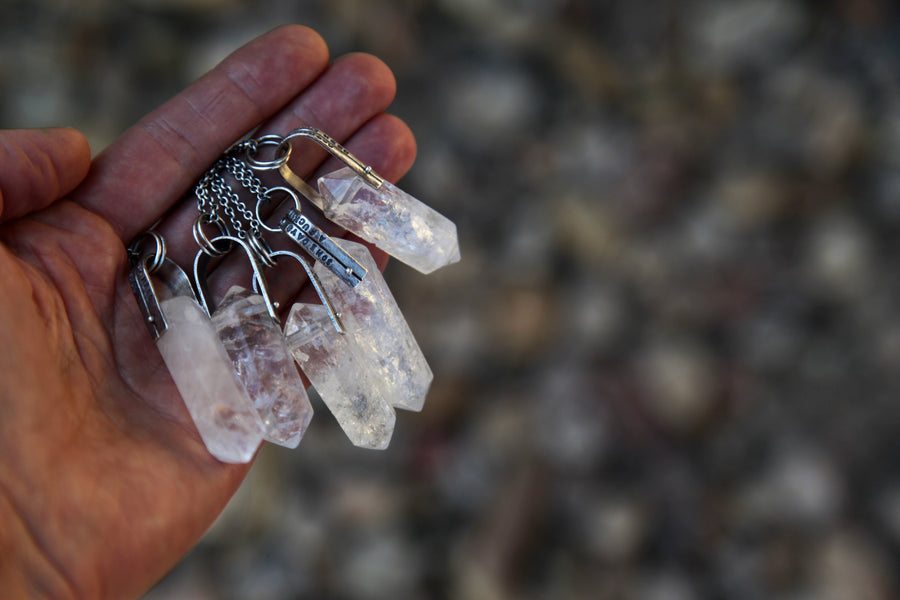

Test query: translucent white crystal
[157,295,264,463]
[212,287,313,449]
[313,239,433,412]
[317,167,461,274]
[285,303,396,449]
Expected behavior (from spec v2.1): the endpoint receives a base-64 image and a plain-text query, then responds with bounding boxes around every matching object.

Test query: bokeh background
[4,0,900,598]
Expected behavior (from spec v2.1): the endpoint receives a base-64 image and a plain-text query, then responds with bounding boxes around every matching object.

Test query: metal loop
[193,234,280,321]
[269,249,346,334]
[128,231,167,273]
[281,127,384,188]
[193,215,230,257]
[244,134,292,171]
[247,231,277,269]
[255,185,303,233]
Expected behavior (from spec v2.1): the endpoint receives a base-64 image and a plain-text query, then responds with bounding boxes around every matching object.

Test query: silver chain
[188,130,370,297]
[193,142,265,240]
[225,155,268,203]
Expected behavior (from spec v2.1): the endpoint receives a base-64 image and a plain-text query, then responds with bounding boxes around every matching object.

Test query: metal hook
[267,249,347,335]
[255,184,369,288]
[192,234,279,322]
[281,127,384,188]
[276,127,384,213]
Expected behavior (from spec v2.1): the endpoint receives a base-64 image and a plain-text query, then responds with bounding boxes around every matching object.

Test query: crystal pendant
[157,295,265,463]
[313,239,433,412]
[317,167,460,274]
[211,287,313,449]
[285,303,396,449]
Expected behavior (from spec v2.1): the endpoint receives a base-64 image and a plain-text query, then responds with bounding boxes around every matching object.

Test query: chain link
[193,142,272,240]
[226,155,268,203]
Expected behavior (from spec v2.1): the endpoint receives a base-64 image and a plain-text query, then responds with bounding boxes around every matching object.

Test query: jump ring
[247,231,277,268]
[255,185,303,233]
[193,215,230,257]
[245,135,292,170]
[128,231,167,273]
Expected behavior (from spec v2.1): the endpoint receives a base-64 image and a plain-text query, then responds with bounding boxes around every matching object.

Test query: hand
[0,26,415,600]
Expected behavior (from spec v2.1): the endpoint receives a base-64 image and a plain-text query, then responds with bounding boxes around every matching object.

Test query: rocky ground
[4,1,900,599]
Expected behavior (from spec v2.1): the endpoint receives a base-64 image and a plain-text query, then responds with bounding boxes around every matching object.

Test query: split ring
[244,135,292,171]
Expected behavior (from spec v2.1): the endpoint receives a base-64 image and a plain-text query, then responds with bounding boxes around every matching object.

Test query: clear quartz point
[285,303,396,450]
[156,295,264,463]
[313,239,433,412]
[211,287,313,449]
[317,167,461,274]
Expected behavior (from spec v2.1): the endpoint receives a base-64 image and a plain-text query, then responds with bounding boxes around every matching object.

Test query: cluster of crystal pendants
[129,131,459,463]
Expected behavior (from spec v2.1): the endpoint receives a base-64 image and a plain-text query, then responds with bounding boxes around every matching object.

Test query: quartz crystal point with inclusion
[211,286,313,449]
[316,167,461,274]
[313,239,433,412]
[284,303,396,449]
[157,295,264,463]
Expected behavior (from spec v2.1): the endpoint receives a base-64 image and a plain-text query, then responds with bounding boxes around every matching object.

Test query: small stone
[313,239,433,412]
[636,338,718,434]
[212,287,313,449]
[157,295,263,463]
[285,303,396,450]
[687,0,808,72]
[317,167,460,274]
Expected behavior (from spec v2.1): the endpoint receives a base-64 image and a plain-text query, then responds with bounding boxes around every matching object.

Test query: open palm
[0,26,415,600]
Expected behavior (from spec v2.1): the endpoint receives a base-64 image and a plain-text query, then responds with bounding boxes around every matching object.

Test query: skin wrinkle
[25,239,117,406]
[0,281,90,600]
[183,66,268,137]
[220,56,269,106]
[5,222,110,429]
[140,110,207,170]
[0,481,78,600]
[19,204,122,320]
[0,130,91,222]
[25,135,63,205]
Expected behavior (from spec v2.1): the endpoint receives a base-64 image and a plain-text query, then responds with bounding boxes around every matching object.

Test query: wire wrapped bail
[279,127,384,189]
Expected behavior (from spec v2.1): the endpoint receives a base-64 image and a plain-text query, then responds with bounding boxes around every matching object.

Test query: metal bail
[128,231,197,341]
[192,233,280,322]
[129,260,167,340]
[279,208,367,287]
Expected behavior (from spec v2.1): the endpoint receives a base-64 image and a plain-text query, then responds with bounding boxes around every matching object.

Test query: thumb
[0,128,91,222]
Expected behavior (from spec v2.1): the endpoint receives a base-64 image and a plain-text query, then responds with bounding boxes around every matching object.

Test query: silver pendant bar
[280,208,367,287]
[129,260,167,340]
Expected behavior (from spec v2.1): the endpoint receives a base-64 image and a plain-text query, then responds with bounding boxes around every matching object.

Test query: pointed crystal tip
[318,167,461,274]
[286,302,397,449]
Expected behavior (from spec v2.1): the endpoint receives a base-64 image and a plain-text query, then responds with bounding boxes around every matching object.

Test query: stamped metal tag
[280,209,367,287]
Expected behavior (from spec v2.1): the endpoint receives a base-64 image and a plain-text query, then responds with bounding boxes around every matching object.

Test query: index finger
[71,25,330,243]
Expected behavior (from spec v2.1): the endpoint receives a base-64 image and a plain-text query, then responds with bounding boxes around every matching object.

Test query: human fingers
[258,51,397,177]
[71,25,330,243]
[0,128,90,222]
[155,52,403,289]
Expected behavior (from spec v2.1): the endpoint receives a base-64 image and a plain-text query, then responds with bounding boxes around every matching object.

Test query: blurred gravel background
[4,0,900,598]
